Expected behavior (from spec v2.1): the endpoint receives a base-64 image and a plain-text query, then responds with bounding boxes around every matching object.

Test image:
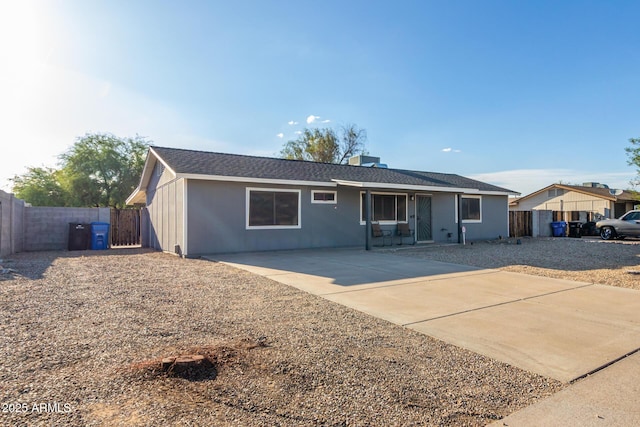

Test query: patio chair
[396,222,415,245]
[371,223,392,246]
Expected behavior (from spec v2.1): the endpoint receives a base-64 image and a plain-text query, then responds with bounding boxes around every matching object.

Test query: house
[127,146,518,257]
[509,183,638,222]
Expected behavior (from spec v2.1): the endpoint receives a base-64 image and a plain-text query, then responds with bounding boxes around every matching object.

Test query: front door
[416,195,432,242]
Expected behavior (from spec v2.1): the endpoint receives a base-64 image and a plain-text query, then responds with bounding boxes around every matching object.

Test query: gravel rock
[390,236,640,290]
[0,245,578,426]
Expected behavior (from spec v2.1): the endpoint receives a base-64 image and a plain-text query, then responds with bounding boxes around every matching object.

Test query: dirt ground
[1,238,636,426]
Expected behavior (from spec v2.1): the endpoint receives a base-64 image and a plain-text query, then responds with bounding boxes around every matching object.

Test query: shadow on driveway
[209,247,480,288]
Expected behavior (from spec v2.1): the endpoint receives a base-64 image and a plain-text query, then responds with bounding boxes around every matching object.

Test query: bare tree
[280,124,367,164]
[336,123,367,164]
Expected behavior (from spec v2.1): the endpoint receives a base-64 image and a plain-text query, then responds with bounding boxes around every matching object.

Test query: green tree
[11,132,149,207]
[280,123,367,163]
[10,167,68,206]
[60,133,149,207]
[625,137,640,173]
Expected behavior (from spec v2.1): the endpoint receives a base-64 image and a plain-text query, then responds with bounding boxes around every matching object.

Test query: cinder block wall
[532,210,553,237]
[0,190,27,257]
[23,207,111,251]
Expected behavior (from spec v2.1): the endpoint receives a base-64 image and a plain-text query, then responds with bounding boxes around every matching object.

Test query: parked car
[596,210,640,240]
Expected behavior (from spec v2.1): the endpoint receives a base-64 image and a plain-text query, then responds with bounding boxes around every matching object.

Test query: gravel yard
[1,237,635,426]
[391,237,640,291]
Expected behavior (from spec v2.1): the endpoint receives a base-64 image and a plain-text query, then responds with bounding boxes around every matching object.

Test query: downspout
[365,189,372,250]
[457,193,463,244]
[183,178,188,257]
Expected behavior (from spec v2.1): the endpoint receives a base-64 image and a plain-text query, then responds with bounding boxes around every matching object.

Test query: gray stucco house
[127,146,517,257]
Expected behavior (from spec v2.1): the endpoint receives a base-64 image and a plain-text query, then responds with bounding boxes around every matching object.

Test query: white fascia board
[178,173,337,187]
[126,147,177,205]
[479,190,521,196]
[331,179,516,196]
[125,187,145,205]
[331,179,366,187]
[332,179,476,193]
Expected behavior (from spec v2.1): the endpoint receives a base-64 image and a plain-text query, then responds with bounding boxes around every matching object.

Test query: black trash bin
[68,223,90,250]
[581,221,597,236]
[568,221,582,238]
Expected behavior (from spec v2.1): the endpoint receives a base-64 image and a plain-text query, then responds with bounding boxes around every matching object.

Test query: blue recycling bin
[550,221,567,237]
[90,222,110,250]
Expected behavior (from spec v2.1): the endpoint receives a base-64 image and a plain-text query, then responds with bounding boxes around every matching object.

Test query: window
[456,195,482,223]
[548,189,565,197]
[246,188,301,229]
[360,192,408,223]
[311,190,337,204]
[623,211,640,221]
[461,197,481,221]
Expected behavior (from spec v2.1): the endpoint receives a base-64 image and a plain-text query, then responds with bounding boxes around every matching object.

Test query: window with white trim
[246,188,301,229]
[360,192,408,224]
[311,190,337,204]
[455,195,482,223]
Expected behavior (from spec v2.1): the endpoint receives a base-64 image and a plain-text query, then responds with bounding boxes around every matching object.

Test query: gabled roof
[127,146,517,204]
[509,183,638,206]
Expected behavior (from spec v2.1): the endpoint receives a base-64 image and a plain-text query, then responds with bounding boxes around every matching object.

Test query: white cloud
[276,133,284,138]
[295,131,302,135]
[321,119,331,123]
[442,147,461,153]
[306,115,319,124]
[287,120,298,125]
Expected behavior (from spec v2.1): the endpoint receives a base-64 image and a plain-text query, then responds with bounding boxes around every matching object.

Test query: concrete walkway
[210,248,640,423]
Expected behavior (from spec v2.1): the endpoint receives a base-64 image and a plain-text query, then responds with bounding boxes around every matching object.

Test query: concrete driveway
[211,247,640,385]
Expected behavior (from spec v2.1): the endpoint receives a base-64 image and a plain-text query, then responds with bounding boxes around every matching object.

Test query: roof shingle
[150,146,516,193]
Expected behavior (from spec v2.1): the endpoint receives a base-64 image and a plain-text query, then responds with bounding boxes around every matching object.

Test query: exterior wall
[145,162,184,254]
[23,207,110,251]
[140,207,150,248]
[185,181,365,256]
[179,180,510,256]
[458,194,509,241]
[0,190,27,257]
[430,193,457,242]
[421,193,508,242]
[511,190,612,217]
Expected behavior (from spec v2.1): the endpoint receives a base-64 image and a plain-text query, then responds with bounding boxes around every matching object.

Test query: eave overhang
[331,179,518,196]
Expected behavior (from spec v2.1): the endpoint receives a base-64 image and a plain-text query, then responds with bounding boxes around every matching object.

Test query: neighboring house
[509,183,638,222]
[127,146,517,256]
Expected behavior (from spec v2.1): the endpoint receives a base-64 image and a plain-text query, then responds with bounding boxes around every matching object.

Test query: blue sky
[1,0,638,196]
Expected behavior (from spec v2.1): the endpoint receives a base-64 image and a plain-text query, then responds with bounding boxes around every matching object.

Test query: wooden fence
[509,211,532,237]
[110,208,141,246]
